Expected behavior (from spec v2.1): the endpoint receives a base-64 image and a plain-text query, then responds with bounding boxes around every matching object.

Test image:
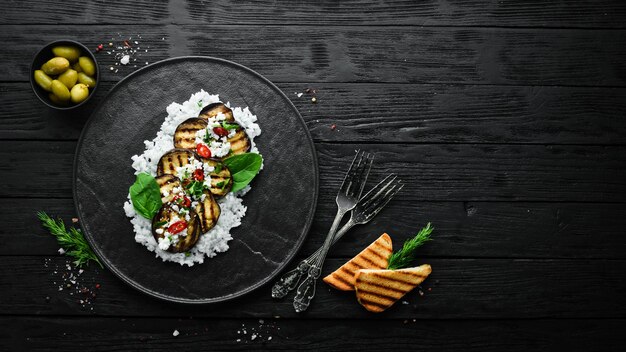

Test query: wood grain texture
[0,256,624,319]
[3,0,626,28]
[7,198,626,259]
[1,141,624,202]
[2,316,624,351]
[4,82,626,145]
[3,25,626,86]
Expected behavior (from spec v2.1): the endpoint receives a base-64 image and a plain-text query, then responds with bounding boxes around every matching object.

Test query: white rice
[123,90,262,266]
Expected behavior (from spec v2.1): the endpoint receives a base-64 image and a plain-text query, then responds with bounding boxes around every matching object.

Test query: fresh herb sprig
[185,180,208,199]
[37,212,103,268]
[387,223,433,270]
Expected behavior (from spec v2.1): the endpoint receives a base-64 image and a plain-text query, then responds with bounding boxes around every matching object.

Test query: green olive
[72,62,82,73]
[70,83,89,104]
[51,46,81,62]
[78,56,96,76]
[41,57,70,75]
[77,72,96,88]
[33,69,53,91]
[50,80,71,101]
[58,69,78,89]
[49,93,69,106]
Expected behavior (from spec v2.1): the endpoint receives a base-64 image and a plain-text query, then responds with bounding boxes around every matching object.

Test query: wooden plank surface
[6,198,626,259]
[2,141,625,202]
[3,0,626,28]
[3,25,626,86]
[2,316,624,351]
[0,256,624,319]
[4,82,626,145]
[3,0,626,350]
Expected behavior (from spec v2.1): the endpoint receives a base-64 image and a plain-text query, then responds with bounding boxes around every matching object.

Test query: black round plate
[73,57,318,303]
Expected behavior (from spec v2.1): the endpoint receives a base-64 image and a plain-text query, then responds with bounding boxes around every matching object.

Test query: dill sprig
[387,223,433,270]
[37,211,103,268]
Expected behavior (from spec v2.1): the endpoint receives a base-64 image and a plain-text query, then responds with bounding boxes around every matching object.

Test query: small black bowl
[30,39,100,110]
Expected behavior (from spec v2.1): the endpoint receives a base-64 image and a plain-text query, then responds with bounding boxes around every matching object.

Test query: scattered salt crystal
[268,336,272,341]
[251,334,257,340]
[172,330,179,337]
[236,339,241,342]
[259,319,264,324]
[134,41,139,44]
[402,300,409,305]
[295,92,303,98]
[120,55,130,65]
[58,248,66,254]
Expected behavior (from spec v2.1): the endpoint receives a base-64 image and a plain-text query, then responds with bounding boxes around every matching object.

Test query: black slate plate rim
[72,56,319,304]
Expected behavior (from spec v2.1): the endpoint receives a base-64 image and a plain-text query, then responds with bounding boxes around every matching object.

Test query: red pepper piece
[213,126,228,137]
[196,143,212,158]
[167,220,187,234]
[192,169,204,181]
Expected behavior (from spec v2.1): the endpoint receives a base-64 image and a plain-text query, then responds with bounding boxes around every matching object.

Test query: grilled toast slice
[323,233,392,291]
[354,264,432,313]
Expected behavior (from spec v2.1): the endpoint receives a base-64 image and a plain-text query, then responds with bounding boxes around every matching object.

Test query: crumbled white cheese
[156,228,164,235]
[158,237,171,250]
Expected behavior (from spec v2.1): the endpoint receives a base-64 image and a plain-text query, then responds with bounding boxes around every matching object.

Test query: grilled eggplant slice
[227,124,251,155]
[155,174,183,204]
[174,118,208,150]
[194,189,221,233]
[201,158,233,198]
[198,102,235,122]
[156,148,198,177]
[152,205,201,253]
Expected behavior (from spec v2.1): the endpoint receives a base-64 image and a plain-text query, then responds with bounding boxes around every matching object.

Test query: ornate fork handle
[293,265,322,312]
[293,210,346,312]
[271,259,313,298]
[271,222,354,299]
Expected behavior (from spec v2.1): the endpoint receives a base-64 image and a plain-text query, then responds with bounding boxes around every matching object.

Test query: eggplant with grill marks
[152,205,201,253]
[226,123,251,156]
[194,189,221,233]
[156,148,198,177]
[198,102,235,122]
[155,174,182,204]
[174,118,208,150]
[201,158,233,198]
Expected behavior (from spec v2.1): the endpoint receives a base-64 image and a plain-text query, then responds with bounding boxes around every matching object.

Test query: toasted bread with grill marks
[323,233,392,291]
[354,264,432,313]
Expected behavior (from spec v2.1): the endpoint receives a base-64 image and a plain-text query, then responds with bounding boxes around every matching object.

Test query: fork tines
[342,150,375,199]
[359,173,404,219]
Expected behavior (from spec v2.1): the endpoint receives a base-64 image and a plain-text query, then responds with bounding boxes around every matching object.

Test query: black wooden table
[2,1,626,350]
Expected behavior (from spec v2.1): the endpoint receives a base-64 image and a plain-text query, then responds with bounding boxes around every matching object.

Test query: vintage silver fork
[271,174,402,299]
[292,151,374,312]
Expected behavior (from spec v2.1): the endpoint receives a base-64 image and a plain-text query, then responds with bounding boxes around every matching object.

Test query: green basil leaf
[222,122,240,130]
[223,153,263,192]
[129,173,162,219]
